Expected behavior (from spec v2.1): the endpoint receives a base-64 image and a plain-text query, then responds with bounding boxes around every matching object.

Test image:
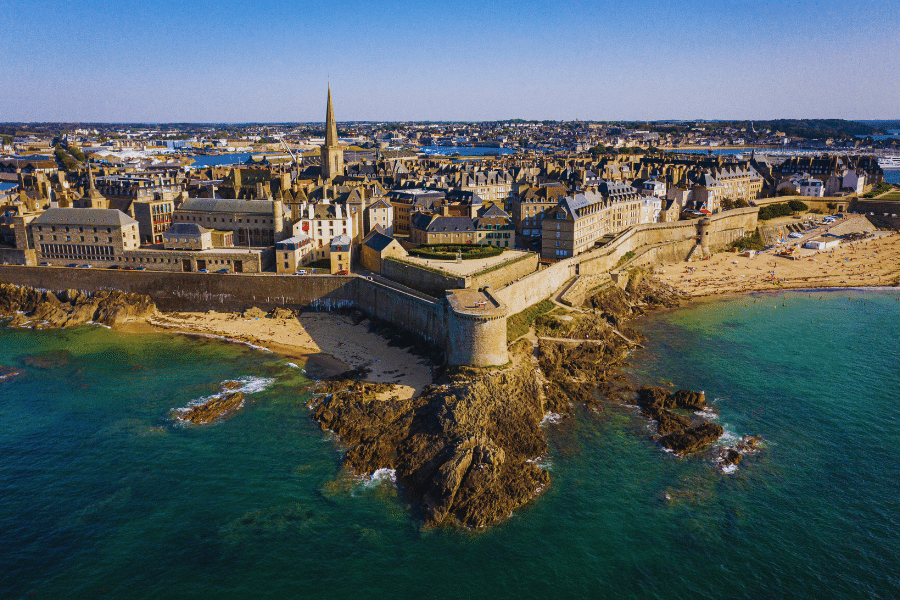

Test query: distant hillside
[710,119,883,139]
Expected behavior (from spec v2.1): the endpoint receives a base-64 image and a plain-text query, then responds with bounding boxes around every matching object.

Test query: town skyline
[2,0,898,122]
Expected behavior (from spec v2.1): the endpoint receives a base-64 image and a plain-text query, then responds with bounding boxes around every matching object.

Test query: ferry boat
[878,156,900,169]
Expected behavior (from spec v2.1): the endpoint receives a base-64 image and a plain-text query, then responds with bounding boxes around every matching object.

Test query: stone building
[409,213,476,245]
[172,198,285,247]
[473,204,514,248]
[291,200,353,262]
[329,234,351,274]
[275,233,315,274]
[386,189,445,234]
[360,226,407,273]
[29,208,140,266]
[366,198,394,236]
[509,183,567,238]
[162,223,212,251]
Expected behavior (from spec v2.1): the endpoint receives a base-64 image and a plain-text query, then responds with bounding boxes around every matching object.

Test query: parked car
[336,270,348,275]
[788,232,803,239]
[215,268,229,274]
[78,264,92,268]
[296,270,308,275]
[135,266,146,271]
[197,269,209,273]
[39,262,51,266]
[108,265,120,269]
[65,263,78,268]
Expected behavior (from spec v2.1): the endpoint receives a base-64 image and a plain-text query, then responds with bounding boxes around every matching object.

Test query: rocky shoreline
[0,283,156,328]
[308,268,761,529]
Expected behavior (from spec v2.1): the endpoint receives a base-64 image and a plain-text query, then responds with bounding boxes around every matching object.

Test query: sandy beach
[144,310,434,399]
[657,229,900,297]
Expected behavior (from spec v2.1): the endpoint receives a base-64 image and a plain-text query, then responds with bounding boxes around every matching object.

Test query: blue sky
[1,0,898,122]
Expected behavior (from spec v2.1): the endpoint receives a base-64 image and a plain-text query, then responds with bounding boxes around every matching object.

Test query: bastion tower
[321,85,344,181]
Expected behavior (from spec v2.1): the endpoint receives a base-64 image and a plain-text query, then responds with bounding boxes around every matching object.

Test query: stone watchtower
[321,85,344,181]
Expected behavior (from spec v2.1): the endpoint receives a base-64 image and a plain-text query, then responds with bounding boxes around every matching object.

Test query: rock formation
[309,274,703,528]
[176,392,245,425]
[0,283,155,328]
[310,356,550,529]
[658,422,725,454]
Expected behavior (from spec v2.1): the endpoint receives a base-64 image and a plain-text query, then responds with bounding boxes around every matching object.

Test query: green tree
[68,145,86,162]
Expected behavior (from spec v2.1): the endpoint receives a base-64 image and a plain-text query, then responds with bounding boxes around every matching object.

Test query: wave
[526,455,553,470]
[172,376,275,417]
[540,412,564,426]
[365,468,397,487]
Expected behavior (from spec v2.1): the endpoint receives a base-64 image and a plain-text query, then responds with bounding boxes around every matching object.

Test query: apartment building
[275,233,315,274]
[509,184,567,238]
[291,200,353,261]
[710,165,764,205]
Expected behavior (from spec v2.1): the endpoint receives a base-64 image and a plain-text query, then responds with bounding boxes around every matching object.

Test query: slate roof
[164,223,209,236]
[559,192,605,218]
[362,226,396,252]
[32,207,138,227]
[420,216,476,233]
[178,198,274,214]
[330,234,351,247]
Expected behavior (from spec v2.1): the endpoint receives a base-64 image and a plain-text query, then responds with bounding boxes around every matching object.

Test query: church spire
[325,84,338,148]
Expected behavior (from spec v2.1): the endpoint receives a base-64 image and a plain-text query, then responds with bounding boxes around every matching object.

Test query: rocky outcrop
[310,358,550,529]
[0,365,24,382]
[646,407,693,436]
[637,386,707,411]
[658,422,725,454]
[176,391,245,425]
[0,284,155,328]
[636,387,722,452]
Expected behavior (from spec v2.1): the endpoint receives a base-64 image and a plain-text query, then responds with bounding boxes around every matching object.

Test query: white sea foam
[540,412,563,426]
[286,362,300,369]
[172,376,275,418]
[694,407,718,420]
[365,468,397,487]
[526,455,553,470]
[718,427,740,444]
[720,464,738,475]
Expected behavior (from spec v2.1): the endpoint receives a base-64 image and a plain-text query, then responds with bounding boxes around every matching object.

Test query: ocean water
[1,291,898,599]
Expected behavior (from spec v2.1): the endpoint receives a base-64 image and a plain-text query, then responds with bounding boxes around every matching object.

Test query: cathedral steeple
[321,85,344,181]
[325,84,338,149]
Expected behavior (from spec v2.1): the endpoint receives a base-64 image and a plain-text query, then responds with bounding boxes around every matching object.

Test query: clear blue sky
[1,0,898,122]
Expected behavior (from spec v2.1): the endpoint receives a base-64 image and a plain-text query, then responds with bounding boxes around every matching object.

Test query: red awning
[700,209,711,215]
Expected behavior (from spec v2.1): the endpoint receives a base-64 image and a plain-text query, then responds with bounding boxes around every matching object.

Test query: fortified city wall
[495,208,758,314]
[382,253,539,298]
[0,266,507,367]
[0,209,757,368]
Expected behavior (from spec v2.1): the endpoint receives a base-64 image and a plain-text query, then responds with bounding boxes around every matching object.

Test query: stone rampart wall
[381,258,465,297]
[353,278,449,350]
[851,199,900,216]
[494,260,575,315]
[497,208,757,315]
[0,266,356,312]
[469,253,539,291]
[0,247,26,266]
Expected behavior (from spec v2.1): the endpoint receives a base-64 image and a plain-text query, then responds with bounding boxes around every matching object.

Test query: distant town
[1,90,897,285]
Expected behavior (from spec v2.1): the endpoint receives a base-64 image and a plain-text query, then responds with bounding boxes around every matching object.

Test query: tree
[68,145,86,162]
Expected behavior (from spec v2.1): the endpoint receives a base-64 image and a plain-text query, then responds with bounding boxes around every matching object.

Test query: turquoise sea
[1,290,898,599]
